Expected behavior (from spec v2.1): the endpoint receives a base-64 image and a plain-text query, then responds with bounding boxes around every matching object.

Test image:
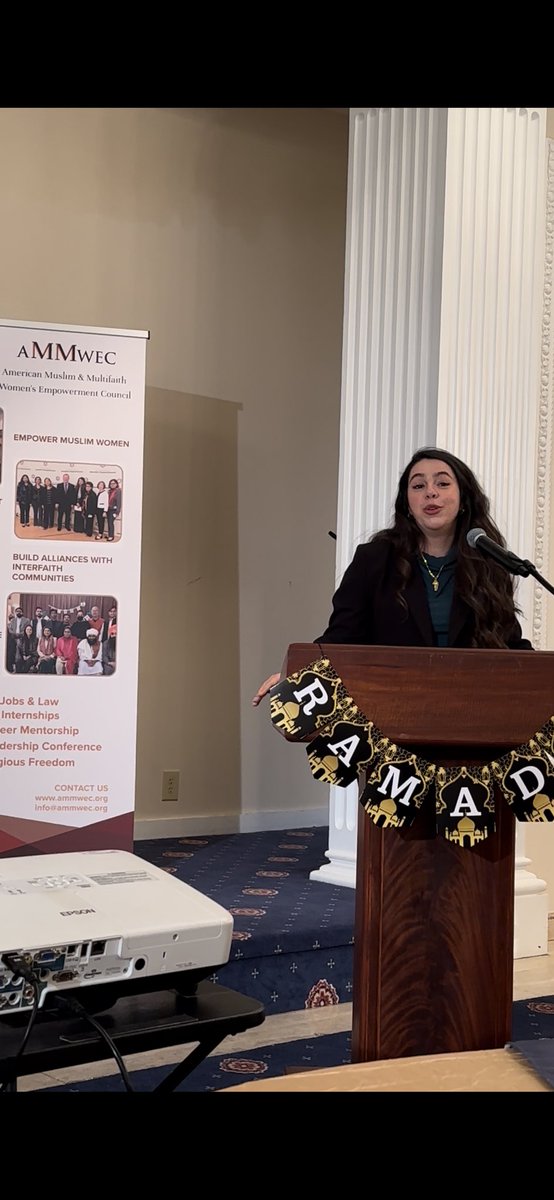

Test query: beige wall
[136,386,241,823]
[0,106,348,831]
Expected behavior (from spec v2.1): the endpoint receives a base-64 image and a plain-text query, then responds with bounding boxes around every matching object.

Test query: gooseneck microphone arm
[519,560,554,596]
[467,527,554,596]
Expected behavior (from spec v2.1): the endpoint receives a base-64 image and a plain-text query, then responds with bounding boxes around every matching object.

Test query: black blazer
[83,490,98,518]
[56,482,77,506]
[315,538,532,650]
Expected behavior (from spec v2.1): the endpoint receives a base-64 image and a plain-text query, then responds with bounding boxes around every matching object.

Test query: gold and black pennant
[268,658,554,848]
[269,657,352,741]
[491,717,554,822]
[360,741,435,830]
[527,716,554,758]
[435,765,495,845]
[306,707,375,786]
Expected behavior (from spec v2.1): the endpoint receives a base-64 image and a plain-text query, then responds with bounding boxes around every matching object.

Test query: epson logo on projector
[59,908,96,916]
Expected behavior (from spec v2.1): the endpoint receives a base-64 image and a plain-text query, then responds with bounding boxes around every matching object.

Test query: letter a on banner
[0,317,149,856]
[306,710,376,786]
[435,765,495,845]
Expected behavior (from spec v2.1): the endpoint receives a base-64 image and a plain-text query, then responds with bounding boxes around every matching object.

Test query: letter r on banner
[293,679,329,715]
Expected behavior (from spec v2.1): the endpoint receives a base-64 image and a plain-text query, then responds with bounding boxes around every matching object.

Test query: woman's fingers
[252,673,281,706]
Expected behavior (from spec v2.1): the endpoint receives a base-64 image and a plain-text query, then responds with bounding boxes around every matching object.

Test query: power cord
[0,953,134,1093]
[53,993,134,1092]
[0,953,43,1092]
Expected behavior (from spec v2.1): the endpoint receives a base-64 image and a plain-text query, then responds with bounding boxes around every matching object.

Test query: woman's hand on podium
[252,673,281,706]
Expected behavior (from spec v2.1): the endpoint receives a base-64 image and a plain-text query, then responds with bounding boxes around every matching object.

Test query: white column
[311,107,448,886]
[436,107,548,958]
[309,782,358,887]
[312,108,551,960]
[544,140,554,650]
[512,134,554,958]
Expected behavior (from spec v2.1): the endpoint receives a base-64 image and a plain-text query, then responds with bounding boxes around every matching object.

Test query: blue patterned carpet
[40,999,554,1091]
[43,1030,354,1092]
[135,827,355,1015]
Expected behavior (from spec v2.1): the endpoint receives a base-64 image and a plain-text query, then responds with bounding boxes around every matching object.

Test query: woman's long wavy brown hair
[372,446,522,647]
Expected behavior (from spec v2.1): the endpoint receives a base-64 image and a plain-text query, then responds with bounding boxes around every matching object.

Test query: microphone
[466,528,530,577]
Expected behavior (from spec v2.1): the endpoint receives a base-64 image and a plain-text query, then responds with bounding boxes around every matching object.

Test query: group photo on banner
[14,460,123,543]
[0,318,147,856]
[6,593,117,677]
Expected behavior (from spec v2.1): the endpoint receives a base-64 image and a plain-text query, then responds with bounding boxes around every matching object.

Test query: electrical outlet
[162,770,180,802]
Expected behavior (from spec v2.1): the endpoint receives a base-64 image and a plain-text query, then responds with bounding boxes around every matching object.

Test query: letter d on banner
[492,748,554,822]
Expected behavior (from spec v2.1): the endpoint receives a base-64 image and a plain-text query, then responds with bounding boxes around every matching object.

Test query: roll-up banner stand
[0,318,148,856]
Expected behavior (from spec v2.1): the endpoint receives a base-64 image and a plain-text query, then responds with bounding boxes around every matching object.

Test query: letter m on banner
[360,750,435,830]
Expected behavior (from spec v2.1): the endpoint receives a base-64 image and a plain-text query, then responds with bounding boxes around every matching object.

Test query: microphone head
[466,528,484,549]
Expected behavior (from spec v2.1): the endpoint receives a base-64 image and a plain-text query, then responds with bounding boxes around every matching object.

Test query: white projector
[0,848,234,1015]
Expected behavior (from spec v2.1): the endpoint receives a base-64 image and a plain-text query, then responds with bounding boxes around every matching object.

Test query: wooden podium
[286,643,554,1063]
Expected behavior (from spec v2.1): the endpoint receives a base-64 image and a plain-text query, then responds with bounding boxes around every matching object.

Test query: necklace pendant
[432,579,439,593]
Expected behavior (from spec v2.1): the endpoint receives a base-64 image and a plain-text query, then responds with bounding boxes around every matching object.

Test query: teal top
[417,547,457,646]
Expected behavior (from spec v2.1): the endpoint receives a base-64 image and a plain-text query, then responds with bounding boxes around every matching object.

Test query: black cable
[1,953,134,1093]
[54,993,134,1092]
[0,957,42,1093]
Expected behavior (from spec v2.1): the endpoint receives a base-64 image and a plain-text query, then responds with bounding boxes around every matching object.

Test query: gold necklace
[419,551,448,594]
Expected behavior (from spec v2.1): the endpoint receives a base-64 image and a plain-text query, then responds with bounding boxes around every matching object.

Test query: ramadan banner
[269,658,554,849]
[0,317,148,855]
